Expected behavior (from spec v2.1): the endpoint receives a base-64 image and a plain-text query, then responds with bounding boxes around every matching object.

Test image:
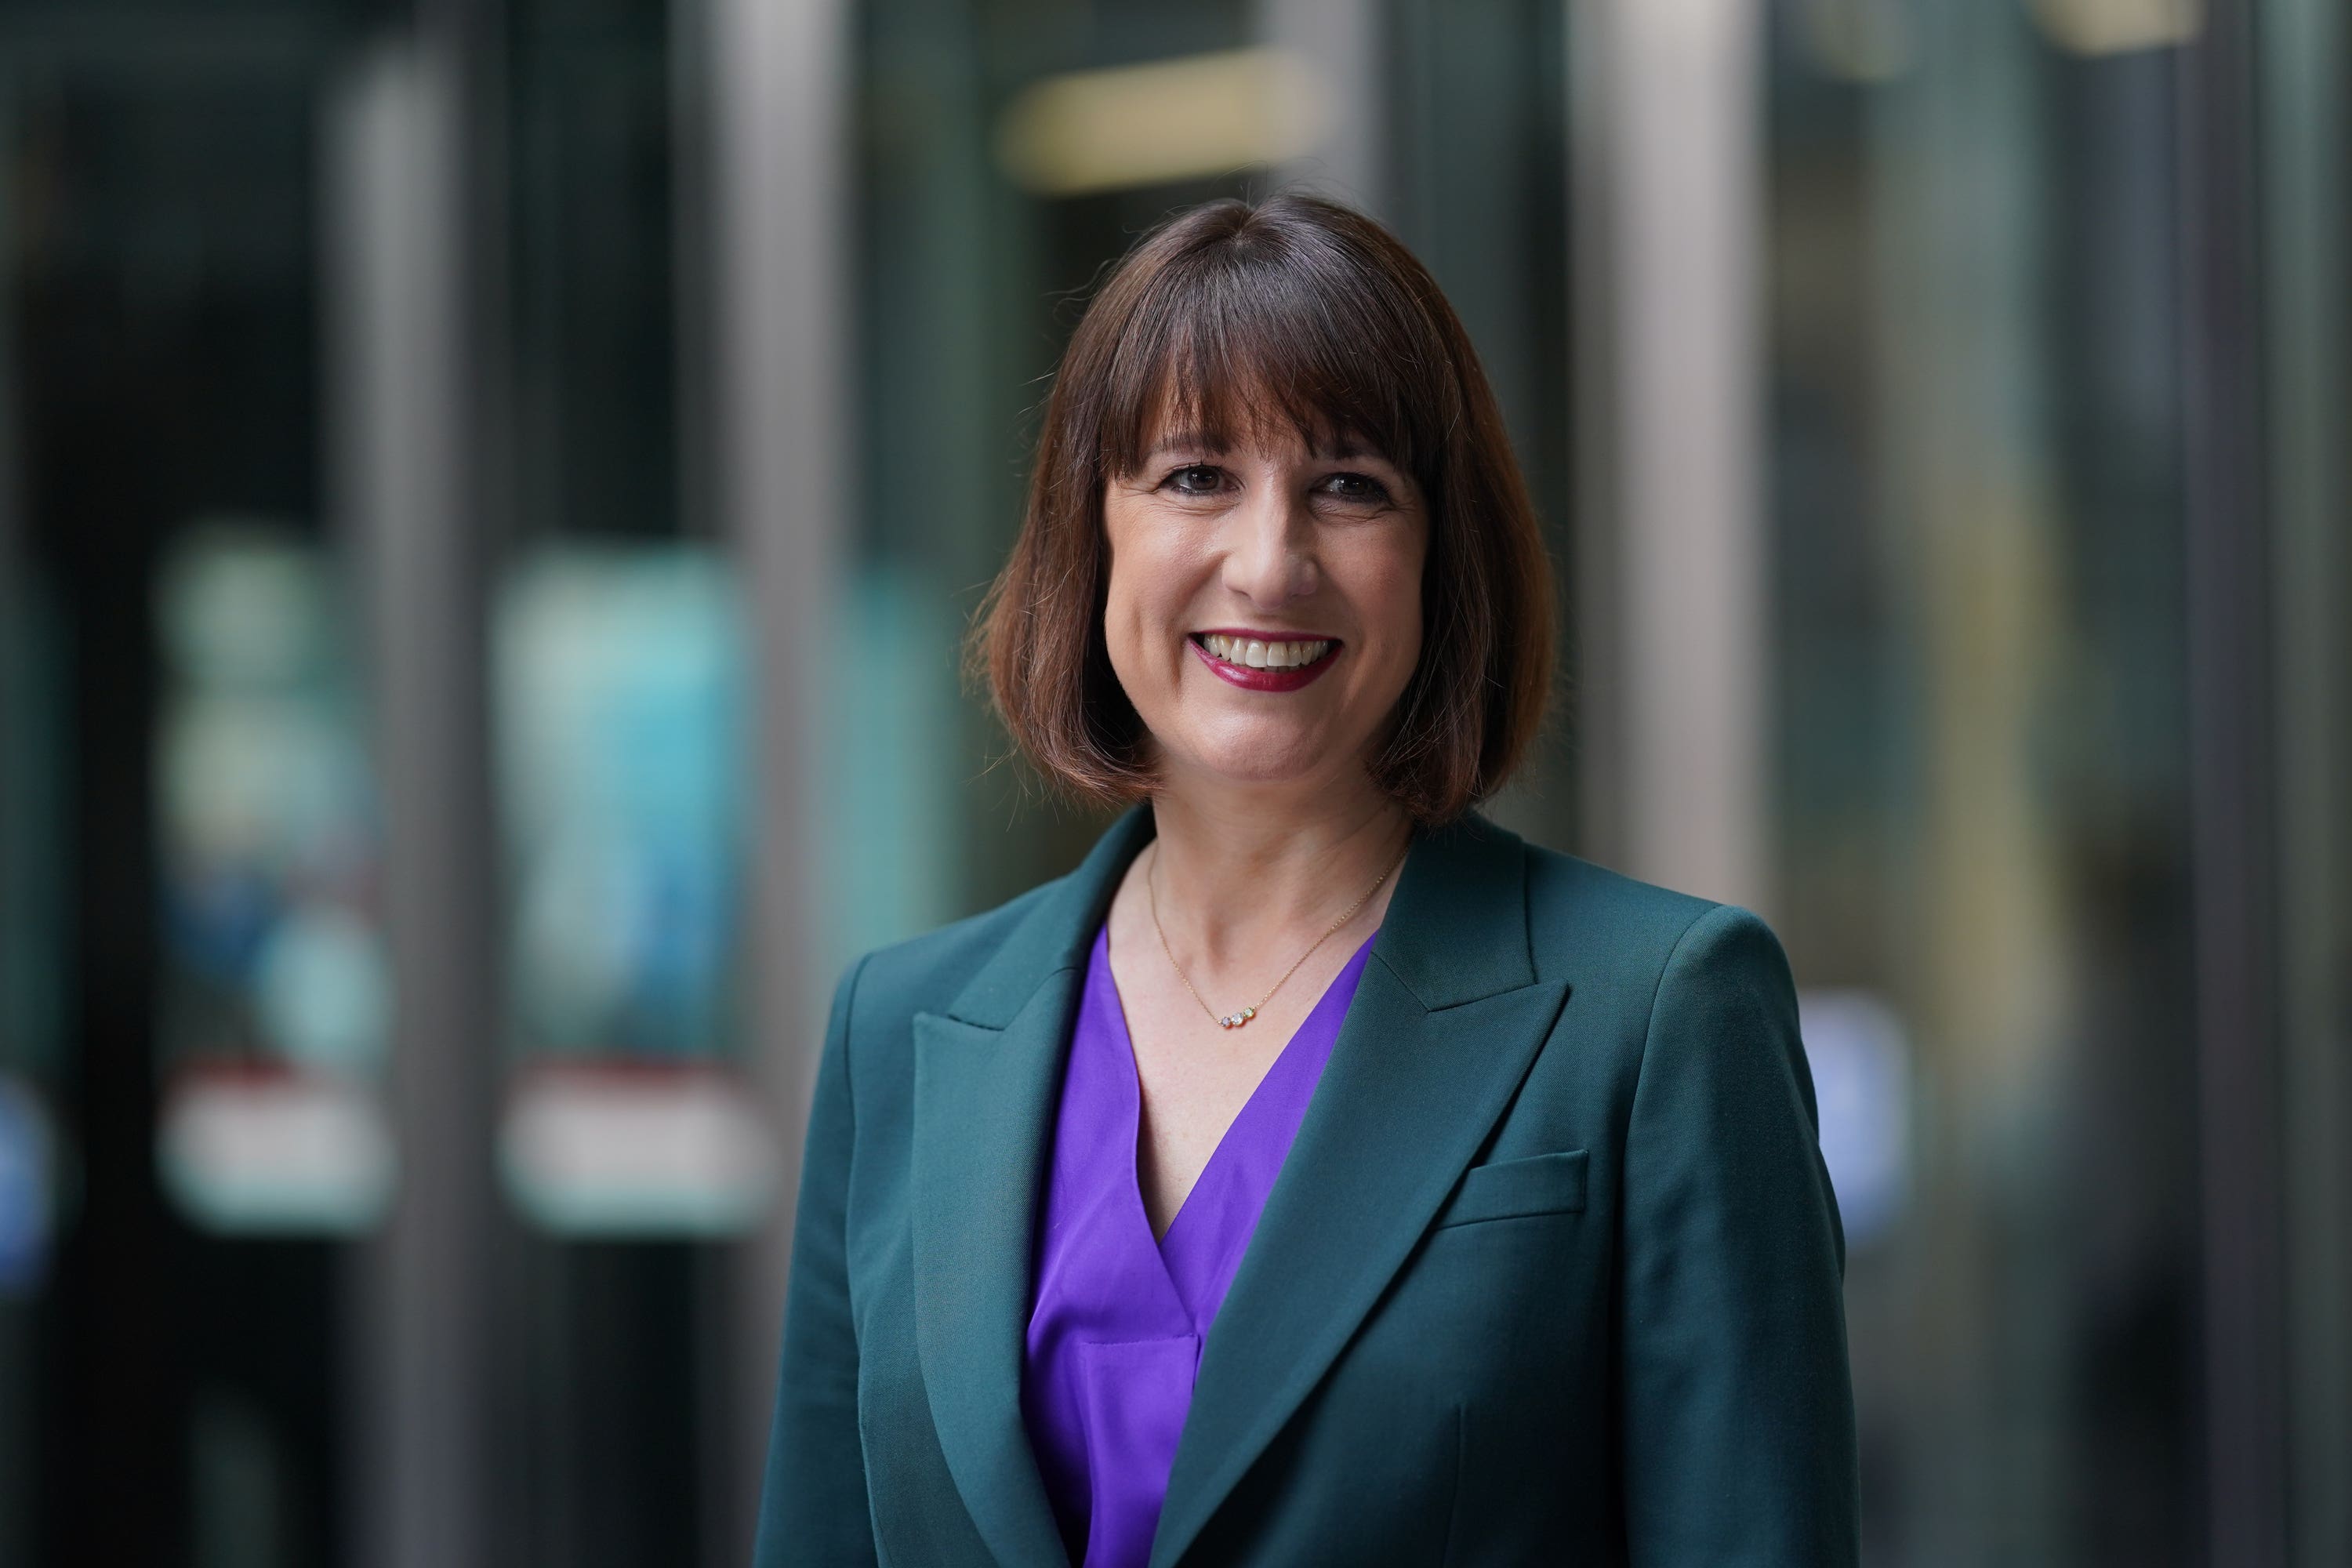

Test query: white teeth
[1198,635,1332,668]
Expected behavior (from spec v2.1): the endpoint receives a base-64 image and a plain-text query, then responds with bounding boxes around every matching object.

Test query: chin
[1173,718,1350,790]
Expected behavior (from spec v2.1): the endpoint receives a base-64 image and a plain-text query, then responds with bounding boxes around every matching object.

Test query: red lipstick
[1188,633,1341,693]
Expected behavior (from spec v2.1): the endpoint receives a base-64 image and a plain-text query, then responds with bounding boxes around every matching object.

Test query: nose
[1220,477,1317,607]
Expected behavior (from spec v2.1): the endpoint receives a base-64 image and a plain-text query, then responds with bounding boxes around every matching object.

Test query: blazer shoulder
[1514,837,1792,998]
[1519,838,1720,942]
[1502,841,1805,1096]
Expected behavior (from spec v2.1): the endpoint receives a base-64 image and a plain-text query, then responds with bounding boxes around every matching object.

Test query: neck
[1143,770,1414,968]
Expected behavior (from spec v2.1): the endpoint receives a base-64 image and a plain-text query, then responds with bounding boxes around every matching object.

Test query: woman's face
[1101,412,1428,797]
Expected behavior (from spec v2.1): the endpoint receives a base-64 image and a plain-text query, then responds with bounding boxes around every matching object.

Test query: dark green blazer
[755,805,1858,1566]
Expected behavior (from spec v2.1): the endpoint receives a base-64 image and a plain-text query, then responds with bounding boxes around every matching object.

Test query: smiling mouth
[1187,631,1341,691]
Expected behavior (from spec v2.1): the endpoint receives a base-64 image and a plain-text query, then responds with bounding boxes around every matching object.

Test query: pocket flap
[1432,1149,1588,1229]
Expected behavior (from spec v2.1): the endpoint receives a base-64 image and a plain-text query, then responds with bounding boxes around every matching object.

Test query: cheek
[1343,532,1428,678]
[1099,506,1189,673]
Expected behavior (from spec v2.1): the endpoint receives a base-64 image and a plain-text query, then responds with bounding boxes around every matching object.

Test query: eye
[1317,471,1392,505]
[1160,463,1229,497]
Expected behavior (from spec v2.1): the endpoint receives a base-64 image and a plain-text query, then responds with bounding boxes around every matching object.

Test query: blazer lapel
[909,804,1155,1568]
[1148,812,1570,1568]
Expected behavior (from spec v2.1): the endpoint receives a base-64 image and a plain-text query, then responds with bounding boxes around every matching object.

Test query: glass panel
[1767,4,2199,1560]
[508,0,684,543]
[7,37,352,1563]
[495,2,731,1559]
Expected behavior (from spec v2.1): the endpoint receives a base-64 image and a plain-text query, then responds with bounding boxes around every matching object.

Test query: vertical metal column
[0,87,23,1568]
[1567,0,1769,909]
[2259,2,2350,1563]
[331,36,502,1568]
[2180,2,2290,1563]
[709,0,852,1560]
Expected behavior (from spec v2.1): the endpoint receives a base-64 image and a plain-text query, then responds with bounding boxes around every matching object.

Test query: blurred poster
[493,545,772,1235]
[153,524,394,1236]
[495,545,746,1059]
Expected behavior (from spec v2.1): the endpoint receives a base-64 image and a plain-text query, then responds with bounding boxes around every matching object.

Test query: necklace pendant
[1149,837,1405,1041]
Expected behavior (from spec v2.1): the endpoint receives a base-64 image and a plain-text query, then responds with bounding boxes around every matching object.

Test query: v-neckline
[1091,921,1377,1317]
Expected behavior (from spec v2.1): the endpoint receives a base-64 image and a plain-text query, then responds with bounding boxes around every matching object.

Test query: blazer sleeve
[1617,903,1860,1566]
[754,953,880,1567]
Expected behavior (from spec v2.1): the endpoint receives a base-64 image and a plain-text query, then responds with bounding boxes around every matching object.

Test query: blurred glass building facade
[0,1,2344,1565]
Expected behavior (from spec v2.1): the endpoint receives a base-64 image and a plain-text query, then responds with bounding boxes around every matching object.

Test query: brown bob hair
[972,192,1554,826]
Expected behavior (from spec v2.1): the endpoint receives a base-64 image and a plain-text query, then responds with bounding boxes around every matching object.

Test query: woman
[756,194,1857,1566]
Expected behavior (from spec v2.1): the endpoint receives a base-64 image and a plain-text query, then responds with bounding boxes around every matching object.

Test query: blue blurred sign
[495,546,748,1060]
[0,1076,53,1294]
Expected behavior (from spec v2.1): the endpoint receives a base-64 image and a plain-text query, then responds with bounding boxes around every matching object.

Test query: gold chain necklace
[1146,837,1410,1029]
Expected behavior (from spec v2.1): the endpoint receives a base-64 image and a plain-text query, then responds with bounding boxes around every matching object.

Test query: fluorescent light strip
[993,46,1333,198]
[2026,0,2204,56]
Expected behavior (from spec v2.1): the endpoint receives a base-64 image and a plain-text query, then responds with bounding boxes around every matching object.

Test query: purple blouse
[1019,920,1379,1568]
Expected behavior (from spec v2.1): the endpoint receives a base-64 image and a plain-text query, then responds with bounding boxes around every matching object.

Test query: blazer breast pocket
[1431,1149,1589,1230]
